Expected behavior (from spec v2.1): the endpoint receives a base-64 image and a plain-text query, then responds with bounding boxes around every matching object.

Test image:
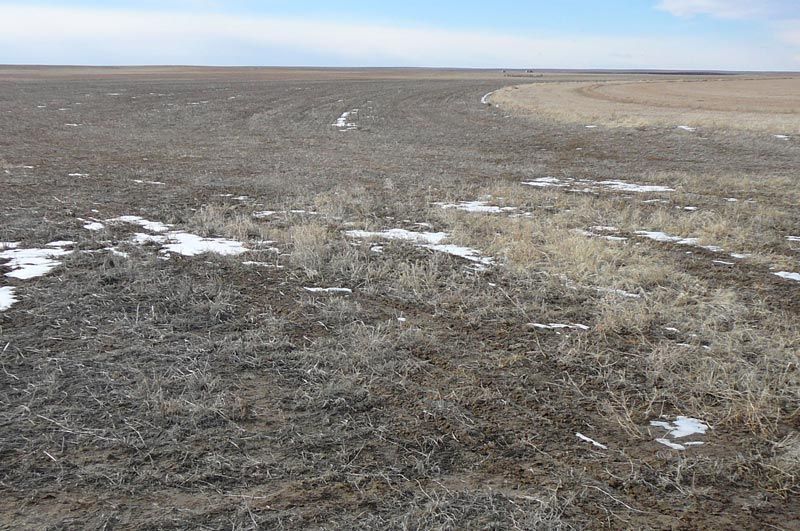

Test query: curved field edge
[491,76,800,134]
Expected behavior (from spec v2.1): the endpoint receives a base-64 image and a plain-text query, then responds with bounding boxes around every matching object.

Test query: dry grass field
[493,75,800,133]
[1,67,798,529]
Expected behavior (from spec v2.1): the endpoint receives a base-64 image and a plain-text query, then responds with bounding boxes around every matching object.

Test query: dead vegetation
[493,75,800,133]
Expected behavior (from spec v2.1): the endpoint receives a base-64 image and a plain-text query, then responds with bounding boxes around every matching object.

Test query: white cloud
[0,4,797,69]
[657,0,800,20]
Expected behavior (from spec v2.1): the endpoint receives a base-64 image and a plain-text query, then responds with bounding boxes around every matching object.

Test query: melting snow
[523,177,673,193]
[161,232,246,257]
[108,216,171,233]
[576,433,607,450]
[435,201,516,214]
[677,125,696,132]
[787,236,800,242]
[480,91,496,105]
[532,323,590,331]
[651,417,708,438]
[0,286,18,311]
[68,173,89,177]
[774,135,790,140]
[522,177,570,188]
[132,179,165,185]
[598,181,674,193]
[775,272,800,282]
[635,231,724,253]
[651,416,708,451]
[84,221,105,231]
[333,110,359,130]
[304,287,353,294]
[0,243,73,280]
[345,229,493,267]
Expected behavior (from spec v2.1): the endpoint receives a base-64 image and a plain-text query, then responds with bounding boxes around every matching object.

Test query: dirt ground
[0,67,798,530]
[493,74,800,133]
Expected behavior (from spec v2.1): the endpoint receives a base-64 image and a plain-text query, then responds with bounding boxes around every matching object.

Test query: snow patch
[774,135,790,140]
[650,416,708,451]
[435,201,516,214]
[677,125,696,132]
[84,221,105,231]
[333,109,359,130]
[304,287,353,294]
[523,177,673,194]
[0,243,73,280]
[161,232,246,257]
[480,91,496,105]
[0,287,18,311]
[576,433,607,450]
[345,229,493,268]
[108,216,171,233]
[774,272,800,282]
[532,323,590,331]
[132,179,165,185]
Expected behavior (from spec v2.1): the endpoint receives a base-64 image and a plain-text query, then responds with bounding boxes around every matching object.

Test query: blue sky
[1,1,799,70]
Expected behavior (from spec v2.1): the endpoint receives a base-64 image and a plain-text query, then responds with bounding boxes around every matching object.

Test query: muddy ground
[0,68,798,529]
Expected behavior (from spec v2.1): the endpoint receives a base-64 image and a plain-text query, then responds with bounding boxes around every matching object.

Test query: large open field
[493,75,800,133]
[1,67,799,529]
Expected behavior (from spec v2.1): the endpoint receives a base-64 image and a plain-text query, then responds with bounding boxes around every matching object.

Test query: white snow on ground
[132,233,168,245]
[0,242,73,280]
[435,201,516,214]
[597,180,674,193]
[651,417,708,438]
[83,221,104,231]
[132,180,165,185]
[46,241,74,248]
[726,198,739,202]
[480,91,496,105]
[774,272,800,282]
[522,177,570,188]
[532,323,590,331]
[1,243,19,250]
[522,177,673,193]
[635,231,724,253]
[108,216,171,233]
[346,229,448,245]
[651,416,708,450]
[304,287,353,294]
[774,135,790,140]
[161,232,246,257]
[345,229,493,268]
[333,110,359,130]
[787,236,800,242]
[572,229,627,242]
[0,287,18,311]
[65,123,81,127]
[576,433,608,450]
[253,211,277,219]
[677,125,696,132]
[68,173,89,177]
[585,125,598,129]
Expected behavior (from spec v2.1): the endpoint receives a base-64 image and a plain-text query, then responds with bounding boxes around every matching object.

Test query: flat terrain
[1,67,799,529]
[494,75,800,132]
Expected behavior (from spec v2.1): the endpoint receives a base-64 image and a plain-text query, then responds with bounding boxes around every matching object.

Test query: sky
[1,1,799,70]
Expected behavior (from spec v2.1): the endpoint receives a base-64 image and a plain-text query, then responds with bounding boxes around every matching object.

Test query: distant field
[493,76,800,133]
